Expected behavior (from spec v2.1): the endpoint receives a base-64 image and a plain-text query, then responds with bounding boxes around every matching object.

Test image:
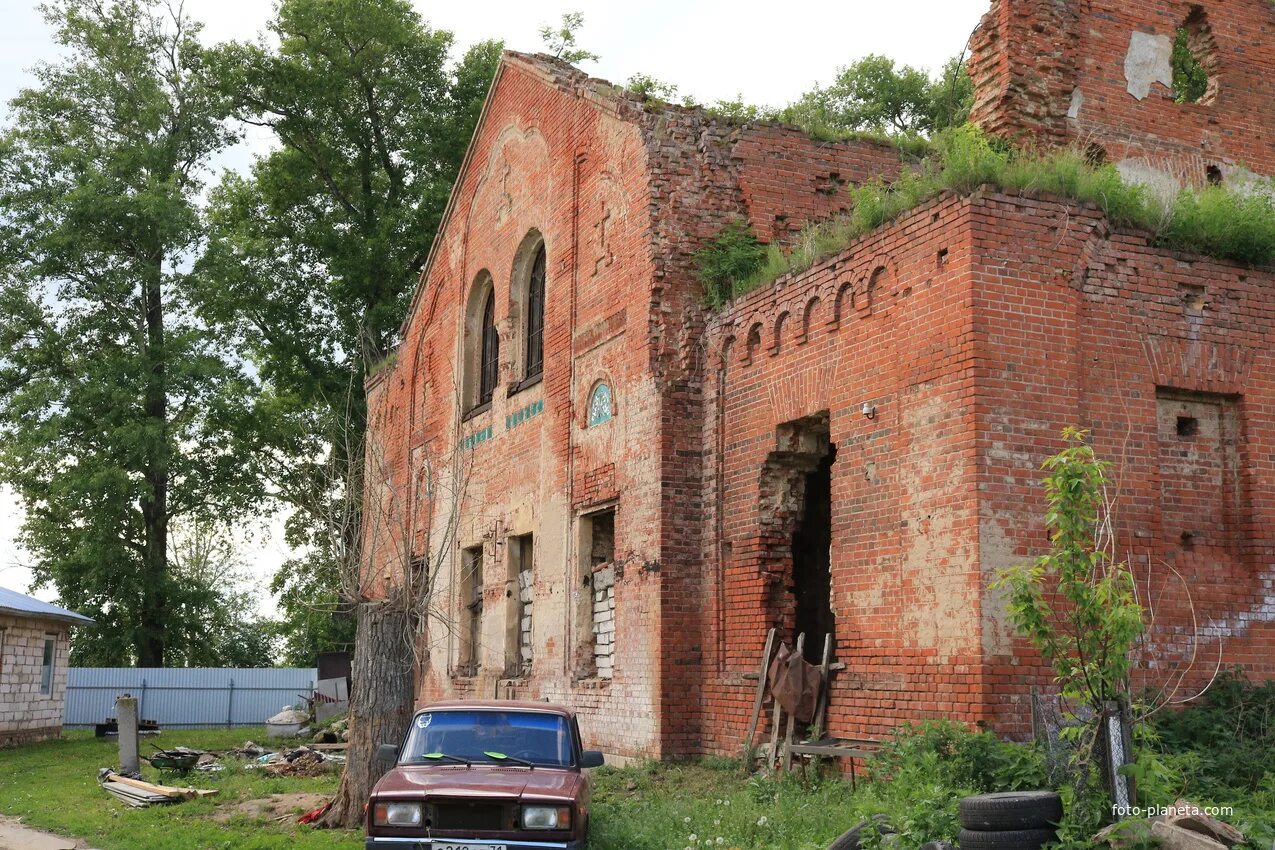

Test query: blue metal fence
[64,667,317,729]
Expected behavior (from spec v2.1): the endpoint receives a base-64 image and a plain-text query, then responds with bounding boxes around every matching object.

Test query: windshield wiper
[483,751,535,768]
[421,752,471,766]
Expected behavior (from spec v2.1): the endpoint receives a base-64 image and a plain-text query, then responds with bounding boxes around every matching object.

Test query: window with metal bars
[525,245,545,379]
[479,289,498,405]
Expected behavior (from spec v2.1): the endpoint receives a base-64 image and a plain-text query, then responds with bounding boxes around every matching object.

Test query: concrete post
[116,694,140,776]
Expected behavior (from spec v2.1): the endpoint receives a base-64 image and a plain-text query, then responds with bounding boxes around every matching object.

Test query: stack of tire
[957,791,1063,850]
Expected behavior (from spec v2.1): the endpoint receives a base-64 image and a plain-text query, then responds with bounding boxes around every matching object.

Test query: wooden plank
[740,627,777,765]
[787,743,879,758]
[779,633,805,776]
[767,695,781,774]
[103,772,217,799]
[811,632,833,741]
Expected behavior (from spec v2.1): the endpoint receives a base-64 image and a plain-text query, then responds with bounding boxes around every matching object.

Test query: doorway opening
[792,444,836,664]
[757,412,837,664]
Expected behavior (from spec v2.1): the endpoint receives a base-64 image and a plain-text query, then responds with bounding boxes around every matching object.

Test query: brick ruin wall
[969,0,1275,192]
[691,191,1275,752]
[0,615,70,746]
[366,11,1275,756]
[968,192,1275,736]
[696,193,988,751]
[363,53,903,757]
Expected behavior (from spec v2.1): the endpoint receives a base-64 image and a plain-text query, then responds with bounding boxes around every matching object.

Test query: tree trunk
[320,599,416,827]
[138,261,168,668]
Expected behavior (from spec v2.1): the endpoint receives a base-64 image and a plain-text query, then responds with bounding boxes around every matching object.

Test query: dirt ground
[211,792,332,824]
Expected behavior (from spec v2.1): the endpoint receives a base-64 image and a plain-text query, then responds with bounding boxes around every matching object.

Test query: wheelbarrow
[144,746,202,774]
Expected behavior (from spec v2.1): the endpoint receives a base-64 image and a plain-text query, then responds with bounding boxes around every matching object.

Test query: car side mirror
[376,743,399,765]
[580,750,604,769]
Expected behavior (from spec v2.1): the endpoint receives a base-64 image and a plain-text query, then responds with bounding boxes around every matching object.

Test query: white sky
[0,0,991,613]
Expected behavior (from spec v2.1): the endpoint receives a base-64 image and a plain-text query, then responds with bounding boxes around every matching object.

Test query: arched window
[525,245,546,379]
[479,288,498,405]
[588,382,613,427]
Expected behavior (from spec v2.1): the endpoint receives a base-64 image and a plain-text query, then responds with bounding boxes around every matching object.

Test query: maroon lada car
[365,700,605,850]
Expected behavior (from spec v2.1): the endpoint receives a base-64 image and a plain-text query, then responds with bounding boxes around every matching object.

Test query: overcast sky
[0,0,991,611]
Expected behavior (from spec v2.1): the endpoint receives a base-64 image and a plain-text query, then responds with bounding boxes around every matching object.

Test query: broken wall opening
[757,412,837,664]
[1171,6,1219,104]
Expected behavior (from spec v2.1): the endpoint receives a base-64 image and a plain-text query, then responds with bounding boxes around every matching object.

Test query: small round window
[587,382,613,427]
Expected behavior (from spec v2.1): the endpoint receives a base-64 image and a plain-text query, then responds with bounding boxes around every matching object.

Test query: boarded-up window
[576,508,616,679]
[506,534,534,677]
[1156,390,1240,550]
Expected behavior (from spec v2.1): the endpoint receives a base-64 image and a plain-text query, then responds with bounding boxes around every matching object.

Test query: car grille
[430,801,510,831]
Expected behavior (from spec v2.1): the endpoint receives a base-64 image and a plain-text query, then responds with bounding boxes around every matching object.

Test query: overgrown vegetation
[591,722,1046,850]
[696,126,1275,305]
[1147,670,1275,847]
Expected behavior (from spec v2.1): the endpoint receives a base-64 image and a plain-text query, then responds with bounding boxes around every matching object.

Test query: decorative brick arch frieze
[770,311,790,356]
[796,296,821,344]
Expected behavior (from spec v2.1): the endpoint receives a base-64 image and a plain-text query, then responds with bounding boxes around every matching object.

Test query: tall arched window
[525,245,546,379]
[479,288,498,405]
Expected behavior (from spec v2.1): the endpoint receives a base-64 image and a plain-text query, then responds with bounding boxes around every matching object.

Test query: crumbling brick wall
[970,0,1275,189]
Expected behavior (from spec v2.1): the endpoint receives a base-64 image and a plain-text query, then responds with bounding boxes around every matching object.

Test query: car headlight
[372,801,424,827]
[521,804,572,830]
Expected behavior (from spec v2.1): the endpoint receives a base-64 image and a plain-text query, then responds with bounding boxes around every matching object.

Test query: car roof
[416,699,576,718]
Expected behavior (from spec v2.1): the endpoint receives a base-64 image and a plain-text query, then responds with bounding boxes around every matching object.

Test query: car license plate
[432,845,506,850]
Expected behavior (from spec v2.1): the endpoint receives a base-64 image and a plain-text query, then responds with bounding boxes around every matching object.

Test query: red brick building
[363,0,1275,759]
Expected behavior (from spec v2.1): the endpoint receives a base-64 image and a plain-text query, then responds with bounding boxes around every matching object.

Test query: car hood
[373,765,584,801]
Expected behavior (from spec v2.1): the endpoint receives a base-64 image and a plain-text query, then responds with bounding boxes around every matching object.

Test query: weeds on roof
[697,125,1275,306]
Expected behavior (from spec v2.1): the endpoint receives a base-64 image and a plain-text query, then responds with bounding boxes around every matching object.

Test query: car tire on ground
[959,792,1063,831]
[827,814,896,850]
[957,827,1057,850]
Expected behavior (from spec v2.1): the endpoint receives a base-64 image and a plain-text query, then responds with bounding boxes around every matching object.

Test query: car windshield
[401,709,574,768]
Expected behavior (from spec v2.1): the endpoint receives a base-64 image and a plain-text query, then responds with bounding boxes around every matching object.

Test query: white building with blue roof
[0,585,94,746]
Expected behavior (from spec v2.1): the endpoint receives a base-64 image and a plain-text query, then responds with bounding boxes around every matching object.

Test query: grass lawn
[0,730,867,850]
[0,728,358,850]
[590,759,864,850]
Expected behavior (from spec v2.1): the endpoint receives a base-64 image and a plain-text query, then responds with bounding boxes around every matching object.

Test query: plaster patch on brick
[1116,158,1183,207]
[899,396,977,658]
[1068,87,1084,120]
[978,518,1021,656]
[1123,32,1173,101]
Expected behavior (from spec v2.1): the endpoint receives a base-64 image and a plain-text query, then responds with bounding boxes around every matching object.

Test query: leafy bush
[693,220,768,306]
[1151,669,1275,794]
[1147,670,1275,849]
[707,125,1275,305]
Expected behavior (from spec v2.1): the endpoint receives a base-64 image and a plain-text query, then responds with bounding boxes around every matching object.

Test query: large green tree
[0,0,262,666]
[783,53,973,137]
[199,0,500,667]
[198,0,500,822]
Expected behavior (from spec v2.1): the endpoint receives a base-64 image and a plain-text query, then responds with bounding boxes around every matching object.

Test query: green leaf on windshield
[483,751,508,759]
[423,753,445,759]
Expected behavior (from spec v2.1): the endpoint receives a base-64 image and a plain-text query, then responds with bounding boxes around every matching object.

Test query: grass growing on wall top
[696,126,1275,306]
